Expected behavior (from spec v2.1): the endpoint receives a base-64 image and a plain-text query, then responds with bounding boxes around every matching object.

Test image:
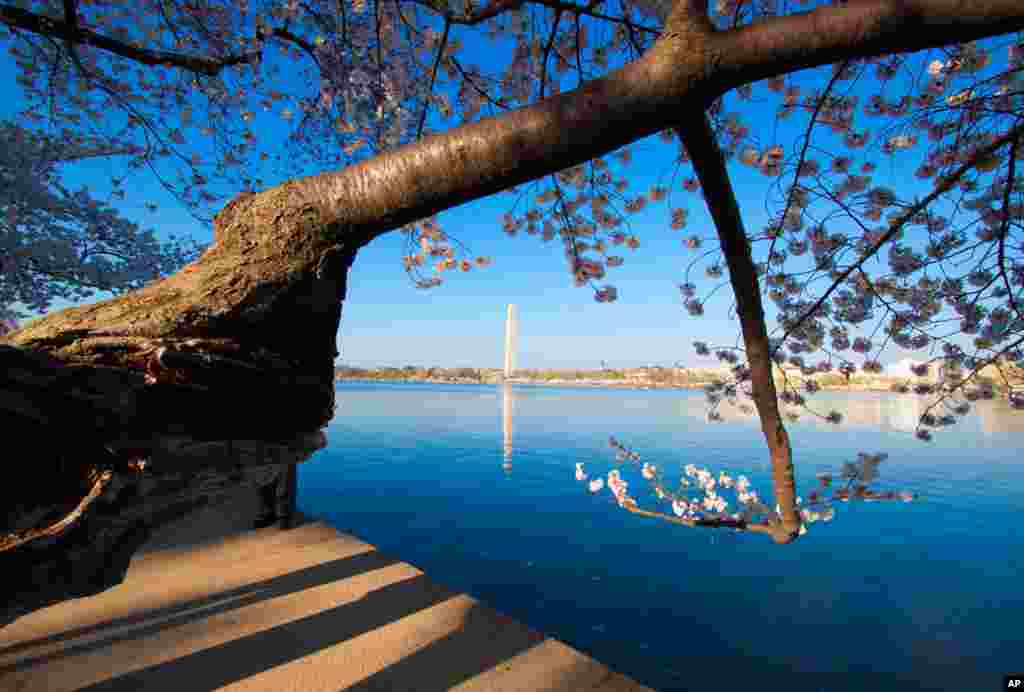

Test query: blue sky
[0,8,1013,369]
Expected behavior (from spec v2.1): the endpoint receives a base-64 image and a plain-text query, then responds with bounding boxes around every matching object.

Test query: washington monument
[504,304,518,379]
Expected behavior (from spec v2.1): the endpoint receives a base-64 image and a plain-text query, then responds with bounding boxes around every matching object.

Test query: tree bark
[674,113,801,543]
[1,0,1022,616]
[0,431,325,629]
[5,0,1022,380]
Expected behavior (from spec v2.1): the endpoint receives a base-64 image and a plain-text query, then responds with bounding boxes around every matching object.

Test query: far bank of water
[298,383,1024,692]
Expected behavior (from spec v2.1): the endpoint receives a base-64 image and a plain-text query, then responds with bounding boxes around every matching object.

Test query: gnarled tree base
[0,429,324,630]
[0,186,359,628]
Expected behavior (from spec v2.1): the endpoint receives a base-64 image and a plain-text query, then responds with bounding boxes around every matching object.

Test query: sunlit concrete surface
[0,508,651,692]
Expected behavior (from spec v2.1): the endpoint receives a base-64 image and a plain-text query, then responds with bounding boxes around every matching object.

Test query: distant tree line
[335,363,1023,392]
[335,365,496,382]
[336,366,723,385]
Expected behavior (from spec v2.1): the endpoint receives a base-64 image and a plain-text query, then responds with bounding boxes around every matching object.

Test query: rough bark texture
[2,0,1023,623]
[1,187,358,402]
[0,431,323,630]
[0,190,357,530]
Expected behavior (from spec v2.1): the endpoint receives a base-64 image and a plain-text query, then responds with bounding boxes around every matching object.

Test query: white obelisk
[503,304,518,379]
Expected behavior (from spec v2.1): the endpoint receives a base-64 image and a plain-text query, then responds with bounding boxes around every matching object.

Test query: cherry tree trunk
[0,431,324,629]
[0,187,354,624]
[3,0,1022,623]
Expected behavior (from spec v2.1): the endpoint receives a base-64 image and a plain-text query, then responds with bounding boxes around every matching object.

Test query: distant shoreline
[335,363,1019,394]
[334,375,906,393]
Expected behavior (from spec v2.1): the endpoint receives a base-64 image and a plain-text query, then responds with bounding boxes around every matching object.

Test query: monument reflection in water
[312,381,1024,692]
[502,383,514,472]
[501,302,518,472]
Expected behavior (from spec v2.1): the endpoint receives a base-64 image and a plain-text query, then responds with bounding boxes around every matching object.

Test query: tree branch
[538,8,564,97]
[415,18,450,139]
[997,132,1023,322]
[712,0,1024,93]
[763,59,852,298]
[0,3,261,76]
[412,0,526,24]
[407,0,659,33]
[0,469,112,553]
[780,122,1024,348]
[673,111,802,543]
[530,0,660,35]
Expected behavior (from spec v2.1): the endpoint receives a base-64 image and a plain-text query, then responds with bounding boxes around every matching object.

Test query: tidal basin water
[298,382,1024,691]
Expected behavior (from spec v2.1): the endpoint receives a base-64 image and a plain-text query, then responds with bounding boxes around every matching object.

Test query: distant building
[887,358,964,383]
[773,363,805,378]
[621,368,650,382]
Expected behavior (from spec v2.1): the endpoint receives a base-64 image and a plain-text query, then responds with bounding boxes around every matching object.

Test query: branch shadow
[0,548,402,673]
[70,574,473,691]
[3,515,659,691]
[343,602,548,691]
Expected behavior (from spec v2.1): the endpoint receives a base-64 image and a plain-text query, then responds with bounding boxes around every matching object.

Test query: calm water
[298,382,1024,692]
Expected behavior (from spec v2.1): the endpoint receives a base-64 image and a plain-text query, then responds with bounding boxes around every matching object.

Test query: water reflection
[502,383,514,472]
[678,391,1024,435]
[310,383,1024,691]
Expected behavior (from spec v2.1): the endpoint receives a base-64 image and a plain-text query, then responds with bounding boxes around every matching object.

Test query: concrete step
[131,519,353,574]
[0,520,654,692]
[1,524,385,653]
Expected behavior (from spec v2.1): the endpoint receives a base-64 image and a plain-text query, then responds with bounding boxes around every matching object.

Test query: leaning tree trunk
[0,5,723,580]
[0,427,325,630]
[674,113,802,544]
[0,186,364,623]
[3,0,1022,623]
[0,191,352,625]
[2,188,360,435]
[0,186,360,530]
